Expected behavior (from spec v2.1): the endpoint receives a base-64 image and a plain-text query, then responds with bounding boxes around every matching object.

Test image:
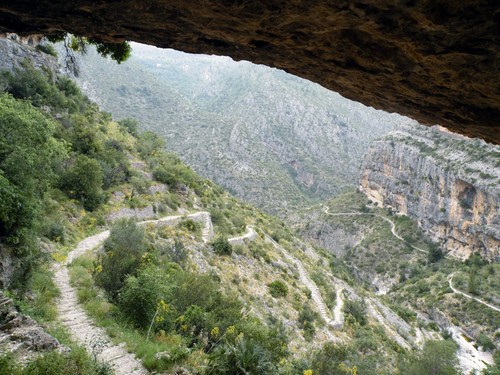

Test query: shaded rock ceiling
[1,1,499,144]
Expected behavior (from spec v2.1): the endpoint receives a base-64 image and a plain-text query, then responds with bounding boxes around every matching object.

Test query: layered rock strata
[360,126,500,260]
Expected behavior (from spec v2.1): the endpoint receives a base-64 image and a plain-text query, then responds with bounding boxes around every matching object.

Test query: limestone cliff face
[0,36,58,74]
[360,126,500,260]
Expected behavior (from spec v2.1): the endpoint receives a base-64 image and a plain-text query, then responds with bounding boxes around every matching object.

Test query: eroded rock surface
[0,292,61,364]
[360,125,500,260]
[0,1,499,143]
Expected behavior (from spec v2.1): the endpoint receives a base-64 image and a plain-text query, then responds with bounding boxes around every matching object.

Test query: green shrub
[36,44,58,57]
[94,219,146,300]
[345,299,367,326]
[477,333,496,351]
[268,280,288,298]
[179,219,200,232]
[206,337,277,375]
[400,340,459,375]
[211,237,233,256]
[0,346,111,375]
[60,155,104,211]
[118,265,172,330]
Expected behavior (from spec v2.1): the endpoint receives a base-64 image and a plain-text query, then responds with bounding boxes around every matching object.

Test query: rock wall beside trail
[360,126,500,260]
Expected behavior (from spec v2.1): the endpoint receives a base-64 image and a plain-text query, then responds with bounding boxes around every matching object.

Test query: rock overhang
[1,0,499,144]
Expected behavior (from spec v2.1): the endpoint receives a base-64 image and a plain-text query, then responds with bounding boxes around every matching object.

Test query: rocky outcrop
[360,125,500,260]
[1,1,499,144]
[0,292,61,363]
[0,36,58,74]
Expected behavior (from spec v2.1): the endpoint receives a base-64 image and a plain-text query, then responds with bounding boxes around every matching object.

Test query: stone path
[228,226,257,246]
[448,272,500,313]
[365,298,412,351]
[54,240,146,375]
[322,205,428,254]
[54,212,214,374]
[264,233,344,331]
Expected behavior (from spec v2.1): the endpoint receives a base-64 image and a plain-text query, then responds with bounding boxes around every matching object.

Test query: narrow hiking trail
[322,205,497,371]
[228,226,257,246]
[54,233,146,375]
[365,299,412,351]
[263,233,344,331]
[54,212,213,374]
[322,205,428,254]
[448,272,500,313]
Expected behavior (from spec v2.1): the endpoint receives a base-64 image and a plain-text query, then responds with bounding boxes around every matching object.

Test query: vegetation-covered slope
[73,44,409,215]
[0,40,498,375]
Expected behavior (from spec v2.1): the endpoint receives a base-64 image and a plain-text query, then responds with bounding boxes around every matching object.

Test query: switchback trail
[322,205,428,254]
[228,226,257,246]
[54,212,214,375]
[365,298,412,351]
[448,272,500,313]
[263,233,344,331]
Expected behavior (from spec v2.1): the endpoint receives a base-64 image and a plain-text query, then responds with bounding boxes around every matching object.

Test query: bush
[206,337,277,375]
[211,237,233,256]
[268,280,288,298]
[119,265,172,330]
[477,334,496,351]
[36,44,58,57]
[0,346,111,375]
[179,219,200,232]
[345,299,367,326]
[60,155,104,211]
[94,219,146,300]
[428,244,443,263]
[401,339,459,375]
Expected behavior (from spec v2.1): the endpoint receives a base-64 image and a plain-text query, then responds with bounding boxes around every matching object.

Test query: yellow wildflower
[210,327,220,338]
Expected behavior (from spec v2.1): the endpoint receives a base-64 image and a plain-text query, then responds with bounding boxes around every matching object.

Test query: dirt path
[448,272,500,313]
[54,212,214,374]
[228,226,257,245]
[322,205,428,254]
[263,233,344,331]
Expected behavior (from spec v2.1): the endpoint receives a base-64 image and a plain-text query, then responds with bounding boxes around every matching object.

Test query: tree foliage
[0,93,65,242]
[94,219,147,300]
[211,236,233,256]
[399,339,459,375]
[268,280,288,298]
[60,155,104,211]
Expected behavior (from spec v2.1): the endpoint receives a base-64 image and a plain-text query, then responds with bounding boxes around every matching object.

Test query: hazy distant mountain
[74,43,411,215]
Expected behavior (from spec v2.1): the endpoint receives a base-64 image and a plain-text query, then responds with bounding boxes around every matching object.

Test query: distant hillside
[74,43,409,215]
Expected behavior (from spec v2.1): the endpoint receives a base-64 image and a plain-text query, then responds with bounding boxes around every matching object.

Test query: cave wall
[0,1,499,144]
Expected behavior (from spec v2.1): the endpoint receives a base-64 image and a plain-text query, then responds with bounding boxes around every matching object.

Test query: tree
[0,93,65,242]
[137,131,165,158]
[211,236,233,256]
[428,243,444,263]
[46,33,131,76]
[468,267,479,295]
[60,155,104,211]
[118,118,139,136]
[403,340,459,375]
[94,219,147,300]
